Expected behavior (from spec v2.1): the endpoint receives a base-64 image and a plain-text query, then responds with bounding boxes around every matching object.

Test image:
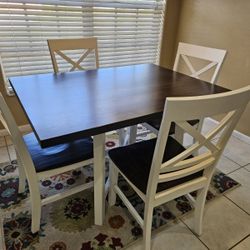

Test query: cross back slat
[47,37,99,73]
[146,86,250,192]
[160,109,237,175]
[173,42,227,84]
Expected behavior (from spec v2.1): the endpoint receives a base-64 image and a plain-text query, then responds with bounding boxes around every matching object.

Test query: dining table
[9,63,228,225]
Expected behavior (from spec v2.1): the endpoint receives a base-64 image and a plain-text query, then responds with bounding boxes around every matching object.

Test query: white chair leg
[174,124,184,144]
[109,161,118,206]
[29,182,42,233]
[194,187,208,236]
[117,128,126,146]
[17,154,26,194]
[143,204,154,250]
[129,125,137,144]
[193,118,204,144]
[192,119,204,155]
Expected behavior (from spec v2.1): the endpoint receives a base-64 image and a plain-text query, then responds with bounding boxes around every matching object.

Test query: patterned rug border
[0,137,242,250]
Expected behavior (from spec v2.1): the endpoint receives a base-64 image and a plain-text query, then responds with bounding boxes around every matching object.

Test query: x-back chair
[108,86,250,250]
[47,37,99,73]
[0,93,94,233]
[48,37,127,146]
[136,42,227,144]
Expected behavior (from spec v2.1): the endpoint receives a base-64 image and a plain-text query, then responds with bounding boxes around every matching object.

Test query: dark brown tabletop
[10,64,228,148]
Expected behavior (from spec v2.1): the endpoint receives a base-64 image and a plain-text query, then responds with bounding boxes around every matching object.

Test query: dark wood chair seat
[24,133,93,173]
[108,137,202,194]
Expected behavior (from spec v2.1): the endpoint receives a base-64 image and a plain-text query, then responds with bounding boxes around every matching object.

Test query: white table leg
[129,125,137,144]
[117,128,126,146]
[93,133,106,225]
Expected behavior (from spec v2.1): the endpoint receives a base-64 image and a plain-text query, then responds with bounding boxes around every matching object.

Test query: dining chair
[133,42,227,144]
[0,93,94,233]
[47,37,99,73]
[0,55,14,96]
[108,86,250,250]
[47,37,126,146]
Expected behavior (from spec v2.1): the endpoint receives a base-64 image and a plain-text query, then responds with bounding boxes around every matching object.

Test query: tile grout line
[241,162,250,167]
[224,166,243,175]
[222,154,245,168]
[228,234,250,250]
[0,136,7,149]
[179,217,210,250]
[223,195,250,216]
[244,167,250,172]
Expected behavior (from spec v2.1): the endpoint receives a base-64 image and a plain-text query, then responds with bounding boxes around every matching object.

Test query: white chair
[108,86,250,250]
[138,42,227,143]
[47,37,99,73]
[173,42,227,84]
[47,37,127,146]
[0,93,94,233]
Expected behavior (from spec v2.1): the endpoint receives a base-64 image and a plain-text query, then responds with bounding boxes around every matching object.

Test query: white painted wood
[114,184,144,228]
[47,37,99,73]
[174,123,184,144]
[37,159,93,179]
[17,153,26,194]
[129,125,137,144]
[93,133,106,226]
[0,93,94,233]
[118,126,135,146]
[105,176,110,198]
[173,42,227,84]
[108,86,250,250]
[158,158,215,183]
[118,127,126,146]
[41,181,94,206]
[47,37,114,226]
[153,177,207,207]
[171,42,227,144]
[143,203,154,250]
[0,55,13,96]
[143,42,227,142]
[185,193,196,207]
[0,124,32,136]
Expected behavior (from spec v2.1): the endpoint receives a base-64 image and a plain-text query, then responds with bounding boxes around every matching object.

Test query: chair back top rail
[173,42,227,84]
[47,37,99,73]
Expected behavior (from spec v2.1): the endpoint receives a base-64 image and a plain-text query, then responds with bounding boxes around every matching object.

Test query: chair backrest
[147,86,250,198]
[47,37,99,73]
[173,42,227,84]
[0,55,8,84]
[0,93,37,180]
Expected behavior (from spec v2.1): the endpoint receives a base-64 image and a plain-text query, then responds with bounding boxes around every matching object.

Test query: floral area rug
[0,129,240,250]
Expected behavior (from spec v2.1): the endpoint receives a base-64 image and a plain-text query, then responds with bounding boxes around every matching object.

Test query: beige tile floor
[0,120,250,250]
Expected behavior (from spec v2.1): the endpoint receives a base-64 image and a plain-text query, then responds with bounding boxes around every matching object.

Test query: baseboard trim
[0,124,32,137]
[206,118,250,144]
